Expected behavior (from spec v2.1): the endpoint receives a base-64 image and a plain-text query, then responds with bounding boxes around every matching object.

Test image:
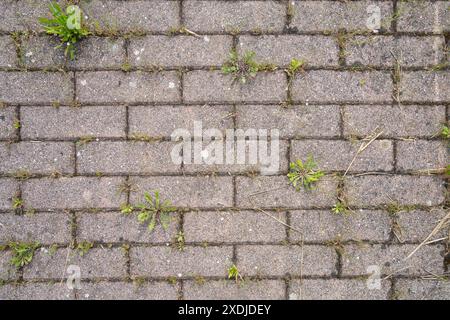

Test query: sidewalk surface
[0,0,449,300]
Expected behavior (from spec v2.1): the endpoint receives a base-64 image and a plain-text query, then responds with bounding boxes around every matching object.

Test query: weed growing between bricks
[0,0,448,301]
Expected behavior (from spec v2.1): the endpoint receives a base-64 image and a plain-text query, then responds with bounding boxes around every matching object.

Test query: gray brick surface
[77,281,178,300]
[183,71,287,103]
[0,179,18,210]
[0,107,18,140]
[0,283,74,300]
[81,0,179,33]
[342,105,446,138]
[290,1,394,32]
[129,105,234,138]
[130,246,233,277]
[0,72,74,104]
[77,141,181,175]
[345,176,446,207]
[292,71,392,103]
[76,71,180,104]
[289,279,390,300]
[77,212,178,244]
[238,35,339,67]
[0,212,71,245]
[236,105,341,139]
[0,36,17,68]
[400,71,450,103]
[341,244,445,276]
[23,248,127,280]
[291,140,394,172]
[235,176,338,209]
[396,1,450,33]
[130,176,233,208]
[0,142,74,175]
[183,1,285,33]
[22,36,126,69]
[184,280,285,300]
[237,245,337,277]
[21,106,126,139]
[395,279,450,300]
[0,251,17,281]
[396,140,448,172]
[289,210,391,242]
[183,210,287,243]
[22,177,126,210]
[396,209,448,243]
[0,0,50,32]
[129,36,232,67]
[347,36,445,67]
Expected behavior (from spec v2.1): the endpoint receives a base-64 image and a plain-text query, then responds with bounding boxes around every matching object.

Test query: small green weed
[332,201,351,216]
[76,241,93,256]
[173,231,185,251]
[9,242,40,268]
[221,50,259,84]
[441,125,449,139]
[287,156,324,191]
[120,203,134,215]
[285,58,305,78]
[39,2,90,60]
[12,197,24,211]
[227,264,243,283]
[136,191,176,233]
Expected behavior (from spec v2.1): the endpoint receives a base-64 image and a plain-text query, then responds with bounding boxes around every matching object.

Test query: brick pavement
[0,0,448,300]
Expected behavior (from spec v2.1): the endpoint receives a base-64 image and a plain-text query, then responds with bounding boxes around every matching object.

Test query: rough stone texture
[0,212,71,245]
[130,246,233,277]
[0,72,74,104]
[237,245,337,277]
[183,71,287,103]
[0,142,74,174]
[0,251,17,280]
[236,105,341,139]
[183,210,287,243]
[0,179,18,211]
[395,280,450,300]
[342,105,446,138]
[77,212,179,244]
[23,248,127,280]
[396,1,450,33]
[396,140,448,172]
[183,1,285,33]
[0,36,17,68]
[21,106,127,139]
[130,176,233,208]
[184,280,285,300]
[291,140,394,172]
[22,36,126,69]
[236,176,338,209]
[22,177,126,210]
[290,1,394,32]
[81,0,179,33]
[181,139,289,175]
[77,141,181,174]
[292,71,393,103]
[76,71,180,104]
[77,281,178,300]
[395,209,448,243]
[347,36,445,67]
[345,176,446,207]
[238,35,339,67]
[0,283,75,300]
[129,105,234,138]
[341,244,445,276]
[289,279,390,300]
[0,107,18,140]
[129,36,232,67]
[0,0,447,300]
[400,71,450,103]
[289,210,391,242]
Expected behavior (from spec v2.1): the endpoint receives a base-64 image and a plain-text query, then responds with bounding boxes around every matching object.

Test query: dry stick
[405,211,450,260]
[343,129,384,177]
[252,206,303,235]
